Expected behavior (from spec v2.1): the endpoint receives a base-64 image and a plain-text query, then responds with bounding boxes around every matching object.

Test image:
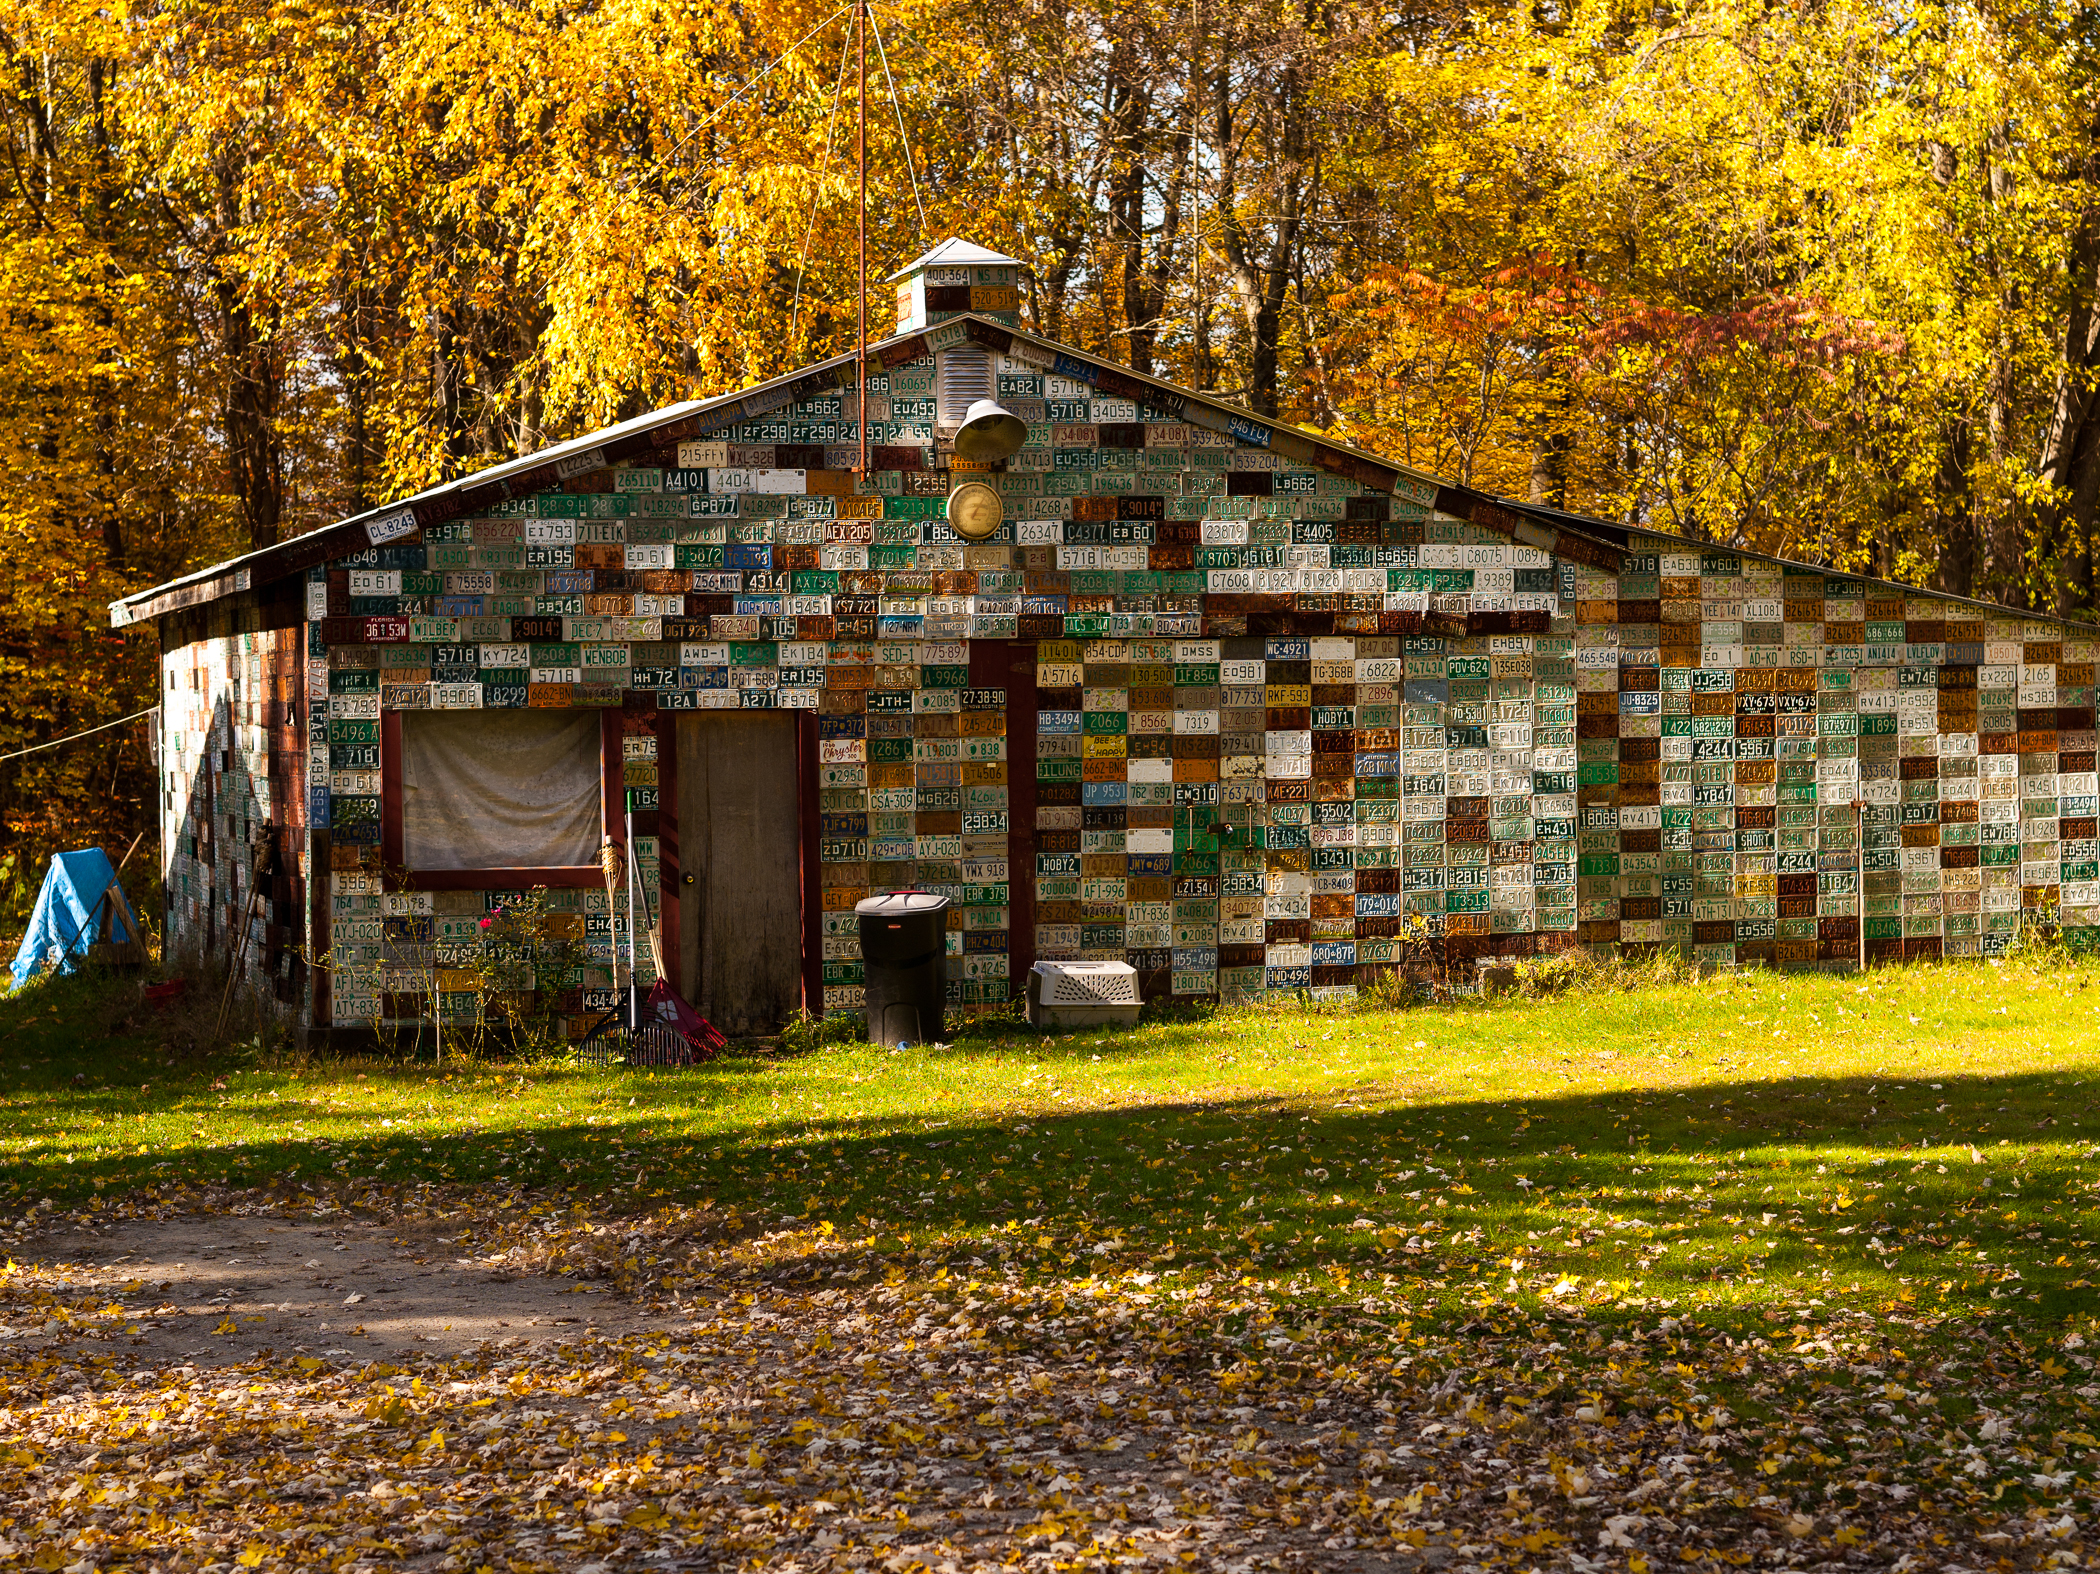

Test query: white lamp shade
[952,398,1030,461]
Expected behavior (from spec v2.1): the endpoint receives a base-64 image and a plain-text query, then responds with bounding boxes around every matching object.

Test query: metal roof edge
[885,238,1028,279]
[111,315,2100,638]
[114,317,1440,626]
[970,316,1447,503]
[1507,499,2100,634]
[109,345,874,626]
[1422,483,1631,574]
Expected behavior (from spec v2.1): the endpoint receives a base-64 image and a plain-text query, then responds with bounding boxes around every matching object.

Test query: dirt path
[5,1207,654,1367]
[0,1193,2084,1574]
[0,1198,1444,1573]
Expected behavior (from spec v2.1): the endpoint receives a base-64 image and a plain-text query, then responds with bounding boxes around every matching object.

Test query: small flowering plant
[453,889,590,1057]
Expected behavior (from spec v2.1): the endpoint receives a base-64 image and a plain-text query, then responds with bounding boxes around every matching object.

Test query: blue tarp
[10,848,145,990]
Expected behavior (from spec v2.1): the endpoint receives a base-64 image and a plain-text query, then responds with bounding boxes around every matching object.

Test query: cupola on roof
[885,237,1029,278]
[889,237,1028,334]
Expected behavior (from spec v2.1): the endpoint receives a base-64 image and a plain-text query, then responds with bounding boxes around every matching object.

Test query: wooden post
[798,708,824,1016]
[1857,793,1866,973]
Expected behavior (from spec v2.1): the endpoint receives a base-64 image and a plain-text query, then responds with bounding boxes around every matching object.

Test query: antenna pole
[856,0,869,478]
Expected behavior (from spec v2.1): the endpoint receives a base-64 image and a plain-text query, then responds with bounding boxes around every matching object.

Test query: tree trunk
[1933,419,1978,599]
[222,292,283,552]
[1216,103,1288,415]
[1529,432,1570,511]
[1981,132,2022,608]
[206,147,284,553]
[2032,118,2100,616]
[338,276,383,517]
[1122,124,1190,377]
[1105,49,1153,373]
[1190,0,1214,391]
[87,54,120,566]
[433,300,475,478]
[1213,16,1310,419]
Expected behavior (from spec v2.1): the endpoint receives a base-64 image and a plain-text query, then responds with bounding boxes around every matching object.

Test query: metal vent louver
[936,345,994,432]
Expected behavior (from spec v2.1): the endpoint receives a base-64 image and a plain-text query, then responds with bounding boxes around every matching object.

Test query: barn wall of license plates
[147,323,2100,1034]
[158,615,314,1005]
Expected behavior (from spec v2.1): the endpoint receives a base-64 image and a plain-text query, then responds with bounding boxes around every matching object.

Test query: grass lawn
[4,954,2098,1334]
[4,957,2100,1573]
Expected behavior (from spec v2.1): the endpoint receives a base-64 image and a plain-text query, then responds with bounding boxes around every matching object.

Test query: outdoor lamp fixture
[946,397,1030,541]
[952,397,1029,461]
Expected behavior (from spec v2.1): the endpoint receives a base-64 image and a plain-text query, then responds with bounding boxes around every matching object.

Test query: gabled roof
[886,237,1027,278]
[112,312,2054,632]
[117,313,1637,626]
[1501,500,2098,630]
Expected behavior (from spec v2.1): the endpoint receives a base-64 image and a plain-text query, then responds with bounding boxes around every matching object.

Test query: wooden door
[674,712,803,1036]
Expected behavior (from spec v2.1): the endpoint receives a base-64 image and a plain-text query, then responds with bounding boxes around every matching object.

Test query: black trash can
[856,890,951,1046]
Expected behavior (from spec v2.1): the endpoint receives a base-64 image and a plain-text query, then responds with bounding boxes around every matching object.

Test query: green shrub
[779,1008,865,1055]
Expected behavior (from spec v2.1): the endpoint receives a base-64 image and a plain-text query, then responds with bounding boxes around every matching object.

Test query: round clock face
[946,480,1003,541]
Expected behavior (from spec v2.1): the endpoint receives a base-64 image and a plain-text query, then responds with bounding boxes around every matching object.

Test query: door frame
[658,721,680,997]
[656,707,819,1020]
[796,708,822,1013]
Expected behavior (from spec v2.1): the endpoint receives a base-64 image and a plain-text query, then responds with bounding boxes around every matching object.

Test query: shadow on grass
[7,1001,2092,1328]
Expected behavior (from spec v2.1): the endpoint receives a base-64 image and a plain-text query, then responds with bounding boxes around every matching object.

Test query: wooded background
[4,0,2098,890]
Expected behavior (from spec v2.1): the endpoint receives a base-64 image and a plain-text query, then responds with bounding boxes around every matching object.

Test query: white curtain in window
[400,711,600,870]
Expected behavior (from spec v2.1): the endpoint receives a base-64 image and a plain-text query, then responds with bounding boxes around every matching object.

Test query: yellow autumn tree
[9,0,2100,900]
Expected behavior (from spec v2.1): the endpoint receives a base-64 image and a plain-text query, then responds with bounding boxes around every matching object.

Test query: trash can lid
[854,889,950,918]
